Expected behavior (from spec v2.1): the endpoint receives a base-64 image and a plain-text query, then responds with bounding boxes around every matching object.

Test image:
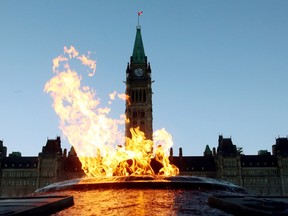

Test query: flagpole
[137,11,142,29]
[138,14,139,27]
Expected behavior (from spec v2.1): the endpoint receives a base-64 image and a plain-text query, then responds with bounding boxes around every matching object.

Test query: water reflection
[51,189,234,215]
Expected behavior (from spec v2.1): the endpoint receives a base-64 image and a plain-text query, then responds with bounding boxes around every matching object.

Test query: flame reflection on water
[51,189,233,216]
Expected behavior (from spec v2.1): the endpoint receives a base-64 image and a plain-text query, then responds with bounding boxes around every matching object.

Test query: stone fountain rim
[35,175,246,194]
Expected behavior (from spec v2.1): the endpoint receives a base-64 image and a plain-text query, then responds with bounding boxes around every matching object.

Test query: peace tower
[125,26,153,140]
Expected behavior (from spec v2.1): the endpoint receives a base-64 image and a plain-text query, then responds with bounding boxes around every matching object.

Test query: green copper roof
[132,27,146,64]
[204,145,212,154]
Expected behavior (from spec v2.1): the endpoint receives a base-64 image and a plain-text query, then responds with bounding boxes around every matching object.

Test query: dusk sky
[1,1,288,157]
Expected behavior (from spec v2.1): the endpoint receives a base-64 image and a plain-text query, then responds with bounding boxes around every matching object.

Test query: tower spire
[132,24,146,64]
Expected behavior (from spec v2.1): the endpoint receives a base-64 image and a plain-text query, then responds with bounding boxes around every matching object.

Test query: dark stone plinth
[35,175,246,194]
[0,196,74,216]
[208,195,288,216]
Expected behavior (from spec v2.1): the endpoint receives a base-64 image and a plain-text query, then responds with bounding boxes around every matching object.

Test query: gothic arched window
[131,90,135,102]
[135,90,139,102]
[143,90,146,102]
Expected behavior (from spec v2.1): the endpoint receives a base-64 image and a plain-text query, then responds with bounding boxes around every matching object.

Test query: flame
[77,54,96,77]
[64,46,79,58]
[45,46,179,177]
[117,93,130,103]
[108,91,117,105]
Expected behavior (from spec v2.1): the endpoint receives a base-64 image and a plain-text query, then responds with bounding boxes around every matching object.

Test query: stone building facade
[0,137,84,197]
[1,135,288,196]
[172,135,288,196]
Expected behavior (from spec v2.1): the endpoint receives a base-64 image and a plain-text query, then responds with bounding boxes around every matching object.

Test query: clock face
[134,68,143,77]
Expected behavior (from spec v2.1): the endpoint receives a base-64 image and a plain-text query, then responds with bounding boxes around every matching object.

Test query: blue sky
[0,1,288,156]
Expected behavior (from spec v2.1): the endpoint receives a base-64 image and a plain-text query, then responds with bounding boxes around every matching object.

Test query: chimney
[179,147,183,158]
[170,147,173,157]
[213,147,216,157]
[63,148,67,158]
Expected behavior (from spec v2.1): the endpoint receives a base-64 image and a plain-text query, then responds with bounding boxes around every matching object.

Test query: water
[35,176,246,215]
[48,189,241,215]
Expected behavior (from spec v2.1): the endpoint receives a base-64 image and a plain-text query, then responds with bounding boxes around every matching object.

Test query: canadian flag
[138,11,143,16]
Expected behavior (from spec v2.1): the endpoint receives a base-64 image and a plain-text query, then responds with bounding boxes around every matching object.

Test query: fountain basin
[33,176,249,215]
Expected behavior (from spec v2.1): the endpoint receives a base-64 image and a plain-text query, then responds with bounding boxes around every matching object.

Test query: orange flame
[44,46,179,177]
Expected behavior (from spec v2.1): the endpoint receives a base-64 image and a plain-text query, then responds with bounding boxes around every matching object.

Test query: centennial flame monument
[45,14,178,177]
[38,16,252,216]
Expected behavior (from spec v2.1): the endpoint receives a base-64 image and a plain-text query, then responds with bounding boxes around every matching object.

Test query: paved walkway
[0,196,73,216]
[209,195,288,215]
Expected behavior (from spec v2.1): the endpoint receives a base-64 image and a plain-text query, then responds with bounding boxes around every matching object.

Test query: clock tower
[125,26,153,141]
